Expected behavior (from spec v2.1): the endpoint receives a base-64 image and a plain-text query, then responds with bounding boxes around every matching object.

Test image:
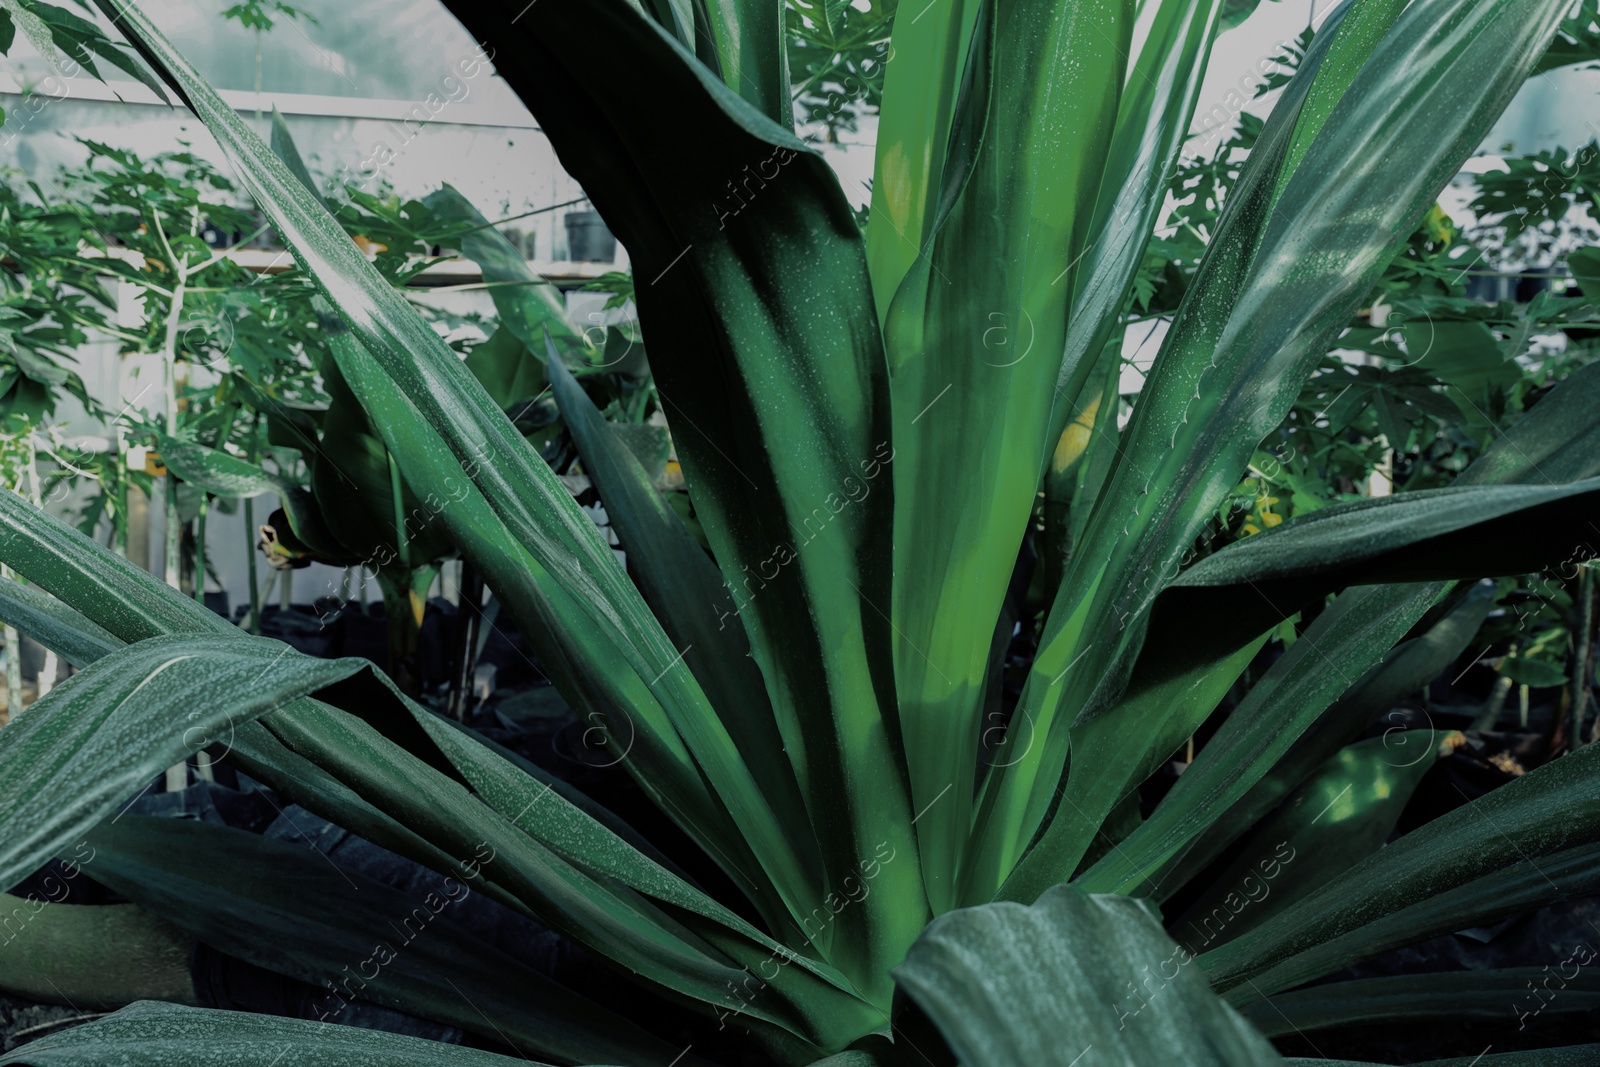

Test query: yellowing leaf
[1050,391,1102,475]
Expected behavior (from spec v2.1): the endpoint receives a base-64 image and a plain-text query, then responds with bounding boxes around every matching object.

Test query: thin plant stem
[254,27,263,122]
[152,207,193,591]
[22,435,56,698]
[2,431,40,716]
[1572,567,1597,749]
[194,494,209,604]
[387,449,410,570]
[2,613,19,722]
[1472,673,1514,732]
[258,568,279,622]
[243,414,262,633]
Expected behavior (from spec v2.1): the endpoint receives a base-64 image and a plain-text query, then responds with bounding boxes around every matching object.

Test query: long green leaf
[1246,968,1600,1038]
[967,0,1378,885]
[422,183,579,352]
[1071,0,1551,700]
[259,687,875,1051]
[98,0,764,858]
[973,632,1265,904]
[269,107,321,207]
[317,318,803,929]
[321,316,851,979]
[408,708,881,1049]
[1273,0,1411,192]
[1199,739,1600,998]
[0,485,234,644]
[246,694,873,1052]
[1072,582,1446,896]
[701,0,790,125]
[304,334,879,1048]
[1213,836,1600,1005]
[865,0,981,313]
[152,431,348,561]
[882,0,1132,912]
[1147,582,1496,902]
[546,346,813,864]
[1014,471,1600,901]
[0,891,193,1010]
[1174,730,1442,946]
[1166,477,1600,609]
[1045,0,1228,445]
[978,0,1570,887]
[154,433,289,499]
[426,0,927,994]
[1459,362,1600,489]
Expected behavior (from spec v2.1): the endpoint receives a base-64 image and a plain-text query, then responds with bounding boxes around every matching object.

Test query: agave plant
[1,0,1599,1063]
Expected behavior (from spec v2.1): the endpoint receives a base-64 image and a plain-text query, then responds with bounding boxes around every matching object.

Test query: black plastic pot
[563,209,616,263]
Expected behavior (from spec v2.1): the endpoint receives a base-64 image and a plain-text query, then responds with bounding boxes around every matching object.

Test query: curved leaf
[0,488,863,1048]
[0,574,118,669]
[1148,582,1496,903]
[893,887,1282,1067]
[1285,1048,1600,1067]
[1199,739,1600,998]
[1072,582,1447,896]
[83,816,685,1066]
[0,486,235,644]
[0,633,367,897]
[1173,730,1443,946]
[1169,477,1600,606]
[1,1002,544,1067]
[153,432,290,499]
[152,431,348,561]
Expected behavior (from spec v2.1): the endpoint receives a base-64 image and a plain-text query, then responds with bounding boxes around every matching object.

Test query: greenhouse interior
[1,0,1600,1065]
